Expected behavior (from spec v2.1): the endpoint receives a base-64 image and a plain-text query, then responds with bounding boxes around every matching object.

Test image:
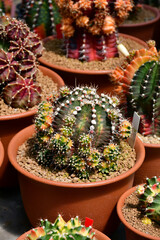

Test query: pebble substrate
[137,133,160,145]
[0,70,58,116]
[122,191,160,238]
[17,137,136,183]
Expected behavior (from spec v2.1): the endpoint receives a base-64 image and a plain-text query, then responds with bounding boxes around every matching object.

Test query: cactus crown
[112,41,160,137]
[34,86,132,179]
[137,176,160,225]
[26,215,96,240]
[0,16,43,109]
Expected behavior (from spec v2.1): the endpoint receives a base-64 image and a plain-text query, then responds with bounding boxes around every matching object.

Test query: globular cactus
[54,0,133,61]
[35,86,132,179]
[112,41,160,137]
[137,176,160,225]
[26,215,96,240]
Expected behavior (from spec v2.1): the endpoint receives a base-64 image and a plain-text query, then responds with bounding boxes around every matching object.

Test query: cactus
[54,0,133,61]
[26,215,96,240]
[111,41,160,137]
[0,16,43,109]
[34,86,132,179]
[137,176,160,225]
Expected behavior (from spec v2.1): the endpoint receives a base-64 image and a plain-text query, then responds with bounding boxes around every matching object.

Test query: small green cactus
[34,86,132,179]
[137,176,160,225]
[26,215,96,240]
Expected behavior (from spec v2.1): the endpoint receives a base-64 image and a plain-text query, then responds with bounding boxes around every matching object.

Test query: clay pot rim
[39,33,148,75]
[120,4,160,28]
[117,185,160,240]
[0,141,4,168]
[8,124,145,189]
[0,65,64,121]
[16,227,111,240]
[143,142,160,149]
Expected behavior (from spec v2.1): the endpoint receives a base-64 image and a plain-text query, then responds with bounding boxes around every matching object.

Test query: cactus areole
[54,0,133,61]
[112,41,160,137]
[35,86,132,179]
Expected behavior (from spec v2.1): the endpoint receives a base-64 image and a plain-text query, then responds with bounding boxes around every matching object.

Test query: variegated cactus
[137,176,160,225]
[112,41,160,137]
[34,86,132,179]
[54,0,134,61]
[26,215,96,240]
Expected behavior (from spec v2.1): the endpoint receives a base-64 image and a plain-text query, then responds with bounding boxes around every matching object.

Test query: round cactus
[35,86,132,179]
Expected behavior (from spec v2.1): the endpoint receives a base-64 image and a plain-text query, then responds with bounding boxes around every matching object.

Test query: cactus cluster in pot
[54,0,134,61]
[0,16,44,109]
[34,85,132,179]
[112,41,160,137]
[26,215,96,240]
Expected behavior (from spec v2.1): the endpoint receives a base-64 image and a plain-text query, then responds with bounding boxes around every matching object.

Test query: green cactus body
[35,86,132,179]
[137,176,160,224]
[112,41,160,136]
[26,215,96,240]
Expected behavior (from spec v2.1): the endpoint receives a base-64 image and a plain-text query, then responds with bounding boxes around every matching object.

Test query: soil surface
[122,191,160,238]
[137,133,160,144]
[17,137,136,183]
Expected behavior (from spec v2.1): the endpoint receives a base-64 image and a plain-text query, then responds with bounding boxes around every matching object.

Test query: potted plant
[117,176,160,240]
[119,1,160,41]
[8,85,145,234]
[111,40,160,185]
[17,215,111,240]
[0,16,64,187]
[0,140,4,168]
[39,0,148,93]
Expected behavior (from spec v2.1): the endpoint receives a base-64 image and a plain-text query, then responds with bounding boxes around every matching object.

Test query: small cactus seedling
[26,215,96,240]
[112,41,160,137]
[0,16,43,109]
[34,86,132,179]
[54,0,133,61]
[137,176,160,225]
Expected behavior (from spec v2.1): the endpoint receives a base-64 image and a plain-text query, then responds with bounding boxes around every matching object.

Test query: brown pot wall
[0,66,64,187]
[39,34,147,95]
[117,186,160,240]
[0,141,4,168]
[134,143,160,186]
[8,125,145,235]
[119,5,160,42]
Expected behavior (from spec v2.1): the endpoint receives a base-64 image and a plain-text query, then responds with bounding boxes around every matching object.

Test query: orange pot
[8,125,145,235]
[119,5,160,42]
[17,228,111,240]
[39,34,147,94]
[117,186,160,240]
[0,141,4,168]
[134,142,160,186]
[0,66,64,187]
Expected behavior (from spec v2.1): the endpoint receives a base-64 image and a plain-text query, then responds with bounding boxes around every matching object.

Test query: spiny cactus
[26,215,96,240]
[137,176,160,225]
[54,0,133,61]
[0,16,43,109]
[34,86,132,179]
[112,41,160,137]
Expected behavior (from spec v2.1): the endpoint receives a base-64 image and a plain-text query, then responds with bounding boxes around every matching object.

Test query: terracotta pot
[39,34,147,94]
[0,66,64,187]
[119,5,160,42]
[8,124,145,234]
[134,142,160,186]
[17,227,111,240]
[117,186,160,240]
[0,141,4,168]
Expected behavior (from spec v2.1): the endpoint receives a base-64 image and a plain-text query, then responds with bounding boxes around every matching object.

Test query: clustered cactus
[112,41,160,137]
[34,86,132,179]
[137,176,160,225]
[26,215,96,240]
[54,0,133,61]
[0,16,43,109]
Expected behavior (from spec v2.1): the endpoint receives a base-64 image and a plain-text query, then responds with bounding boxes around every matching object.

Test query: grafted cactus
[112,41,160,136]
[26,215,96,240]
[35,86,132,179]
[54,0,133,61]
[137,176,160,225]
